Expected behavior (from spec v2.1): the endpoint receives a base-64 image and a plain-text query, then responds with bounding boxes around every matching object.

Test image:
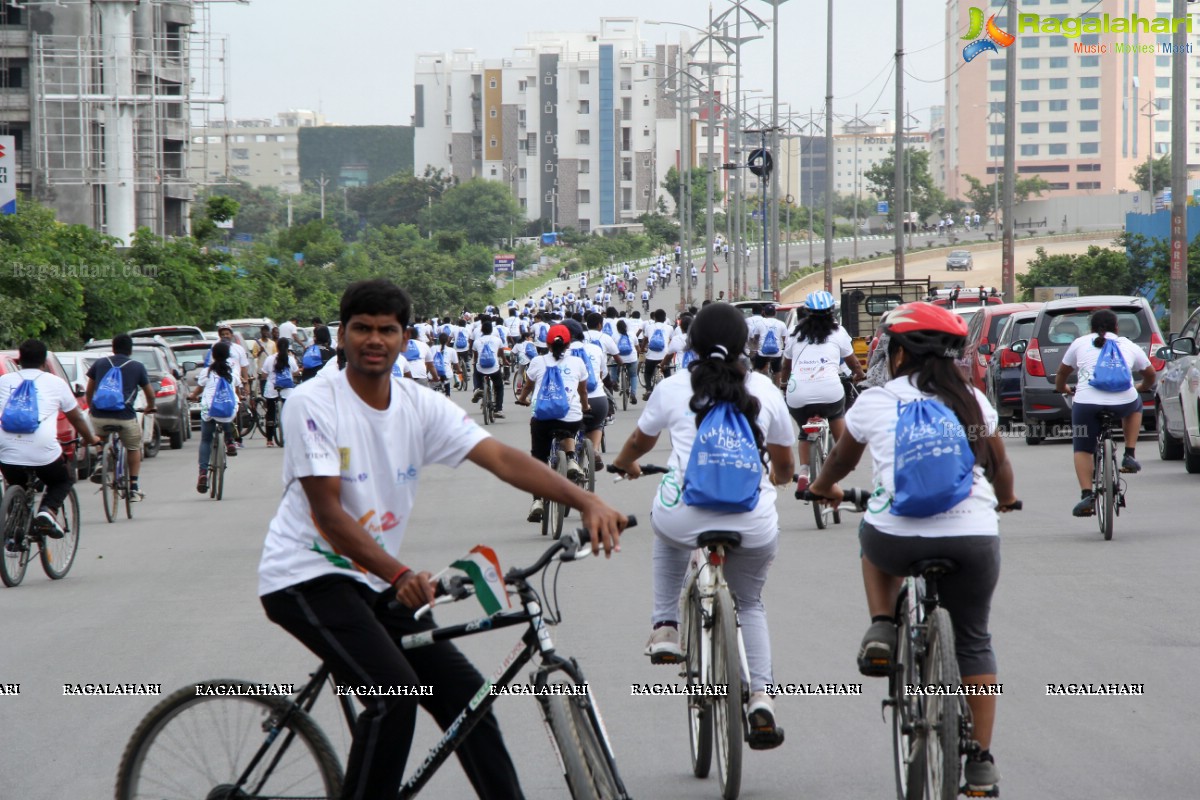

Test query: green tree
[202,180,282,235]
[420,179,524,246]
[963,174,1051,222]
[347,167,453,229]
[638,212,680,248]
[1130,155,1172,194]
[864,149,947,226]
[661,167,725,232]
[1016,241,1154,300]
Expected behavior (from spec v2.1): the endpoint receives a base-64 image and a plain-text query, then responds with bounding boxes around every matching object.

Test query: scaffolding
[18,0,235,239]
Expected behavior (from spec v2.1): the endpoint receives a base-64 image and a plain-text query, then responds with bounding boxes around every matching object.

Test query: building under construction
[0,0,231,243]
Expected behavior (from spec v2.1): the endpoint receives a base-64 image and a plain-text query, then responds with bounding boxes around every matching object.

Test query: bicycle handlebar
[505,514,638,582]
[800,487,1022,513]
[606,464,669,482]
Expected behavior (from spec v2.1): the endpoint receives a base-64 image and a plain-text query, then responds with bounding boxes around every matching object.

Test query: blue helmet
[805,290,836,311]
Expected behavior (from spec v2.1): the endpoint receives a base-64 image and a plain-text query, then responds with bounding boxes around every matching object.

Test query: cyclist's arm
[1053,362,1074,394]
[578,380,590,415]
[843,354,865,381]
[807,433,867,500]
[141,383,157,414]
[299,475,434,607]
[465,438,626,555]
[767,443,794,486]
[611,427,658,478]
[64,406,100,446]
[1135,364,1156,394]
[987,433,1017,509]
[84,377,96,409]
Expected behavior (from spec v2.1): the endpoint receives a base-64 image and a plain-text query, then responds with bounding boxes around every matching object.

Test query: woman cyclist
[611,302,794,749]
[260,337,298,447]
[431,332,461,397]
[1054,309,1155,517]
[515,324,591,524]
[781,290,864,494]
[609,319,639,405]
[190,340,241,493]
[807,301,1018,797]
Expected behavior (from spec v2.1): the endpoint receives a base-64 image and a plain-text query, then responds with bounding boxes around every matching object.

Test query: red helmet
[879,302,968,358]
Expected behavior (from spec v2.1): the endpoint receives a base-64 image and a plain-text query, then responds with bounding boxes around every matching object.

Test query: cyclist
[85,333,156,501]
[471,319,507,419]
[640,309,673,401]
[300,325,336,383]
[0,339,100,541]
[754,304,790,388]
[690,264,699,286]
[1054,309,1155,517]
[807,301,1017,798]
[431,332,461,397]
[744,304,765,356]
[514,324,591,522]
[782,291,863,493]
[565,319,608,471]
[402,326,438,388]
[610,319,640,406]
[610,302,793,749]
[190,340,241,494]
[259,337,299,447]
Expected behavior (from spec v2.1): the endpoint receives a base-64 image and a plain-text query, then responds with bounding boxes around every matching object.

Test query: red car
[958,302,1044,392]
[0,350,91,479]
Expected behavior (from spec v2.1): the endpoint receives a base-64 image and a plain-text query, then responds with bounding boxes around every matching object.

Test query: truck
[839,277,933,360]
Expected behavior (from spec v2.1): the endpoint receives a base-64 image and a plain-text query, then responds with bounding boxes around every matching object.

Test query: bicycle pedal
[747,725,785,750]
[649,652,684,665]
[962,786,999,798]
[1118,494,1126,508]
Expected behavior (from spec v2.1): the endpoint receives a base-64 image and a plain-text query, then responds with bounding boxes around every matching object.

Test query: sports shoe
[747,692,785,750]
[197,474,209,494]
[795,466,811,495]
[858,620,897,677]
[266,439,276,448]
[527,499,544,523]
[129,489,145,502]
[89,463,104,485]
[594,455,604,471]
[226,444,238,457]
[642,391,652,401]
[493,411,505,419]
[644,624,683,664]
[33,510,65,539]
[963,750,1001,797]
[1072,491,1095,517]
[1120,453,1141,473]
[630,396,638,405]
[234,440,245,449]
[472,389,483,403]
[566,458,584,481]
[5,537,26,553]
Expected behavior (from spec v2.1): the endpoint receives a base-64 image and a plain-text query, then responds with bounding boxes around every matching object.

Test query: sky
[208,0,954,131]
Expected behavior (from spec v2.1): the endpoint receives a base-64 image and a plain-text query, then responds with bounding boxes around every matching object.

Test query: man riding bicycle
[85,333,156,501]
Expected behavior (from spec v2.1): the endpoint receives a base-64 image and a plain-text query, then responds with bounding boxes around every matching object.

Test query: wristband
[389,567,412,587]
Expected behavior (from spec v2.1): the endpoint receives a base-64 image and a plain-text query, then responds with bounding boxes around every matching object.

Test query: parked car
[982,309,1042,423]
[216,318,276,349]
[945,250,974,270]
[127,326,207,344]
[171,341,216,429]
[203,331,220,341]
[1153,305,1200,472]
[0,350,92,479]
[959,302,1043,392]
[1011,295,1165,444]
[82,340,190,449]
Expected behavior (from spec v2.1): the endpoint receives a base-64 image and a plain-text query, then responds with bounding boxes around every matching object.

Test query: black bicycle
[1,467,81,587]
[115,521,638,800]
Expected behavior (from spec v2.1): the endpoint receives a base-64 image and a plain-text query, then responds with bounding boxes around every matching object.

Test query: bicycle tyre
[114,679,343,800]
[483,380,494,426]
[1096,438,1114,540]
[512,367,523,396]
[552,450,569,539]
[254,406,269,438]
[923,609,962,800]
[892,589,924,800]
[102,446,117,524]
[40,487,80,580]
[620,370,628,411]
[684,584,713,778]
[811,438,828,530]
[1,486,30,587]
[580,439,596,493]
[544,693,619,800]
[711,586,743,800]
[275,400,286,447]
[123,448,133,519]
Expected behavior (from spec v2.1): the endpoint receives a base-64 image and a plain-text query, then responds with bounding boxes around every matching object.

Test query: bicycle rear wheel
[274,400,286,447]
[211,429,226,501]
[102,446,117,524]
[923,609,962,800]
[892,589,924,800]
[620,370,629,411]
[40,487,80,580]
[711,586,743,800]
[683,584,713,778]
[123,450,133,519]
[544,692,622,800]
[810,438,830,530]
[1,487,30,587]
[579,439,596,493]
[1096,438,1114,540]
[115,679,343,800]
[483,380,494,426]
[552,451,569,539]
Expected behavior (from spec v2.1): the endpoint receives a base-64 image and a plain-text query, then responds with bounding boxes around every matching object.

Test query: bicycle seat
[1095,411,1119,426]
[907,558,959,579]
[697,530,742,550]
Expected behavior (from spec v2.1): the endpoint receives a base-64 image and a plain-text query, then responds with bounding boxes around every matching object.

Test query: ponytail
[1090,309,1118,348]
[550,338,567,360]
[276,338,292,374]
[208,341,234,384]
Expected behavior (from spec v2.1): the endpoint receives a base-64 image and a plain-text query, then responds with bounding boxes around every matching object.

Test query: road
[2,360,1196,797]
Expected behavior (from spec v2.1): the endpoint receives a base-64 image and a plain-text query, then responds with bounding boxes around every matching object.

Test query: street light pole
[823,0,834,292]
[704,3,717,302]
[892,0,904,280]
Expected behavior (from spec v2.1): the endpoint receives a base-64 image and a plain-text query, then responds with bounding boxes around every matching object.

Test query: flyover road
[1,376,1195,798]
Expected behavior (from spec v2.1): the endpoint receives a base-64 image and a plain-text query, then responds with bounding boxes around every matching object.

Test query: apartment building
[189,110,325,194]
[944,0,1199,200]
[829,120,932,198]
[413,18,731,233]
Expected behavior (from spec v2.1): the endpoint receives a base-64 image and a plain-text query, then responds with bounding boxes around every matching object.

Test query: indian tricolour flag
[452,545,510,615]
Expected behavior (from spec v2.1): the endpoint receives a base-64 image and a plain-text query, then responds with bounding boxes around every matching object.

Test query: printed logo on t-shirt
[380,511,400,531]
[306,419,319,432]
[396,465,419,484]
[339,448,351,471]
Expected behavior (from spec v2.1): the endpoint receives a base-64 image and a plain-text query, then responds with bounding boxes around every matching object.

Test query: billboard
[0,136,15,215]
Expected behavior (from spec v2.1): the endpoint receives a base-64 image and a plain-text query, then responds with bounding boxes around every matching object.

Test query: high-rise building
[413,18,732,233]
[189,110,325,195]
[830,119,931,199]
[944,0,1199,200]
[0,0,229,242]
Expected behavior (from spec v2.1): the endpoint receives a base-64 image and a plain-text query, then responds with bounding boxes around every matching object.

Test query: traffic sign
[876,201,889,214]
[493,254,515,273]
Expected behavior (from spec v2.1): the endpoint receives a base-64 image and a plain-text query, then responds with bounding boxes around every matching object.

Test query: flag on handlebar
[451,545,510,615]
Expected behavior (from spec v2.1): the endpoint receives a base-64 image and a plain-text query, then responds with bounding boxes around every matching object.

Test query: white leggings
[652,532,778,694]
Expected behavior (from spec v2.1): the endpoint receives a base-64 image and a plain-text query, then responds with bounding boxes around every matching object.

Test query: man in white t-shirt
[471,319,509,417]
[640,309,674,401]
[258,280,626,800]
[753,305,791,388]
[0,339,99,540]
[277,318,298,342]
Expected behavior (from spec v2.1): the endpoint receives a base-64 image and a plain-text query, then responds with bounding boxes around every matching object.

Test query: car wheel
[1024,422,1044,445]
[168,426,184,450]
[143,420,162,459]
[1157,405,1183,460]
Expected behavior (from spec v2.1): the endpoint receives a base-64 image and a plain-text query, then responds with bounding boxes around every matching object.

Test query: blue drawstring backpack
[208,376,237,421]
[92,358,128,412]
[602,321,615,338]
[478,343,497,370]
[761,329,781,356]
[433,350,448,379]
[533,362,570,420]
[1089,338,1133,392]
[570,346,598,393]
[301,344,323,369]
[682,350,697,370]
[404,340,422,362]
[617,334,634,356]
[889,395,975,517]
[682,402,762,513]
[274,359,295,390]
[537,326,548,344]
[455,329,468,349]
[0,375,41,434]
[649,328,665,352]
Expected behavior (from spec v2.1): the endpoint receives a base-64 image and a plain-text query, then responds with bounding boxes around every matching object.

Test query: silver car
[946,250,973,271]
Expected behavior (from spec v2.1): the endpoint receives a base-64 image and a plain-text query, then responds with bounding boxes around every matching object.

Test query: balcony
[162,180,193,201]
[0,29,30,56]
[619,81,632,91]
[0,90,30,120]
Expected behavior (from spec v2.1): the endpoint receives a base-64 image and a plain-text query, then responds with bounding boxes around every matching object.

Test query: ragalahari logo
[962,6,1015,62]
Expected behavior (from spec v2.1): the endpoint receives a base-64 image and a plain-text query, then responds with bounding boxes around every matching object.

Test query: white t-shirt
[530,321,551,349]
[784,333,854,407]
[746,316,765,353]
[757,318,789,357]
[402,339,435,380]
[637,370,792,549]
[260,354,299,399]
[278,321,298,341]
[196,368,243,422]
[1061,333,1149,406]
[258,371,490,595]
[586,330,620,360]
[570,342,607,399]
[526,354,589,422]
[0,370,77,467]
[473,334,506,375]
[643,321,673,360]
[431,345,459,378]
[844,376,999,538]
[612,328,639,365]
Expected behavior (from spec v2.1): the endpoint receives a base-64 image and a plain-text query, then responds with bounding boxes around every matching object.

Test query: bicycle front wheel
[684,584,713,778]
[552,451,569,539]
[892,590,924,800]
[40,487,80,580]
[1,487,30,587]
[1096,438,1114,540]
[544,693,622,800]
[923,609,962,800]
[114,680,343,800]
[711,587,743,800]
[483,381,494,426]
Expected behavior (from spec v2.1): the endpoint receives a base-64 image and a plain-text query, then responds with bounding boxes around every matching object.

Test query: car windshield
[1008,318,1036,343]
[230,325,262,343]
[127,350,164,373]
[950,251,970,258]
[1045,310,1146,344]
